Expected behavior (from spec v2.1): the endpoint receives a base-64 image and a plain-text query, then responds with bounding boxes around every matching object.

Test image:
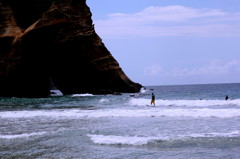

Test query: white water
[1,98,240,119]
[88,130,240,146]
[87,134,159,145]
[128,98,240,107]
[0,132,46,139]
[1,107,240,119]
[71,93,94,97]
[1,84,240,159]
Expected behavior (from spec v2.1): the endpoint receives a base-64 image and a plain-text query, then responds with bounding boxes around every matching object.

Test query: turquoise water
[1,83,240,159]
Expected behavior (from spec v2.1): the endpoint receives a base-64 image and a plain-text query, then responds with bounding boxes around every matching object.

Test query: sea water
[0,83,240,159]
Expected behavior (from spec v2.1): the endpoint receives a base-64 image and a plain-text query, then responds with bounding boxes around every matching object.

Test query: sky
[87,0,240,86]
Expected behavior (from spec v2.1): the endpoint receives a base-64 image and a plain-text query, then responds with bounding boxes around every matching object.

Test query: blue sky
[87,0,240,86]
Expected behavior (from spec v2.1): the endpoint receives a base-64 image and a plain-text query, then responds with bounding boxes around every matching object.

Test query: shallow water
[0,83,240,159]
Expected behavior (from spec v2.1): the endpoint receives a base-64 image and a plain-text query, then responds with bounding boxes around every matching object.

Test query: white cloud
[108,6,226,23]
[94,6,240,38]
[143,60,240,77]
[144,64,163,76]
[98,24,239,37]
[168,60,240,77]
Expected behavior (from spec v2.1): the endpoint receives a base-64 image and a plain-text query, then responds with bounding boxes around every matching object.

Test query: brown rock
[0,0,142,97]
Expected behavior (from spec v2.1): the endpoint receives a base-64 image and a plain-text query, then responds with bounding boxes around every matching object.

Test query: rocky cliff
[0,0,142,97]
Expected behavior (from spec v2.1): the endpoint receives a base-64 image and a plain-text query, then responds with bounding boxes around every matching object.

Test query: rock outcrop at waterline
[0,0,142,97]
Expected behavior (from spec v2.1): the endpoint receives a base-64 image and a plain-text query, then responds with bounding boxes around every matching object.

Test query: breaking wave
[87,134,157,145]
[71,94,94,97]
[88,131,240,146]
[128,98,240,107]
[0,132,46,140]
[1,107,240,119]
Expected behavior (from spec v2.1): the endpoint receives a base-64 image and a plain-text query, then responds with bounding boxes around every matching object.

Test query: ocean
[0,83,240,159]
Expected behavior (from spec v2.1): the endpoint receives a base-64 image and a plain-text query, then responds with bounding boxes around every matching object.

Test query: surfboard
[146,105,155,107]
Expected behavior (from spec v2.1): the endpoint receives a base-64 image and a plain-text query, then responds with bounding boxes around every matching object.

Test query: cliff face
[0,0,142,97]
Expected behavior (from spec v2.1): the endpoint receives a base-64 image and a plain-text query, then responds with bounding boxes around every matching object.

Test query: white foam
[71,93,94,97]
[87,134,158,145]
[188,130,240,138]
[50,90,63,96]
[88,131,240,145]
[0,132,46,139]
[91,108,240,118]
[140,87,147,93]
[0,109,89,118]
[99,98,110,104]
[128,98,240,107]
[1,107,240,119]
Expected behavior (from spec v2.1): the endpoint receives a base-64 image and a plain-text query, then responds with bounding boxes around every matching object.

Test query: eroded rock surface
[0,0,142,97]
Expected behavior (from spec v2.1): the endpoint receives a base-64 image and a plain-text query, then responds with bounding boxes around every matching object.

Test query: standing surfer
[151,93,155,106]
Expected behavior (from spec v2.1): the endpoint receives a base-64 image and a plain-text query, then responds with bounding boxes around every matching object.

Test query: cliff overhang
[0,0,142,97]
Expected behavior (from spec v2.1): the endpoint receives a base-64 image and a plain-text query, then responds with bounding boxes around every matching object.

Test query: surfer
[151,93,155,106]
[225,95,229,100]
